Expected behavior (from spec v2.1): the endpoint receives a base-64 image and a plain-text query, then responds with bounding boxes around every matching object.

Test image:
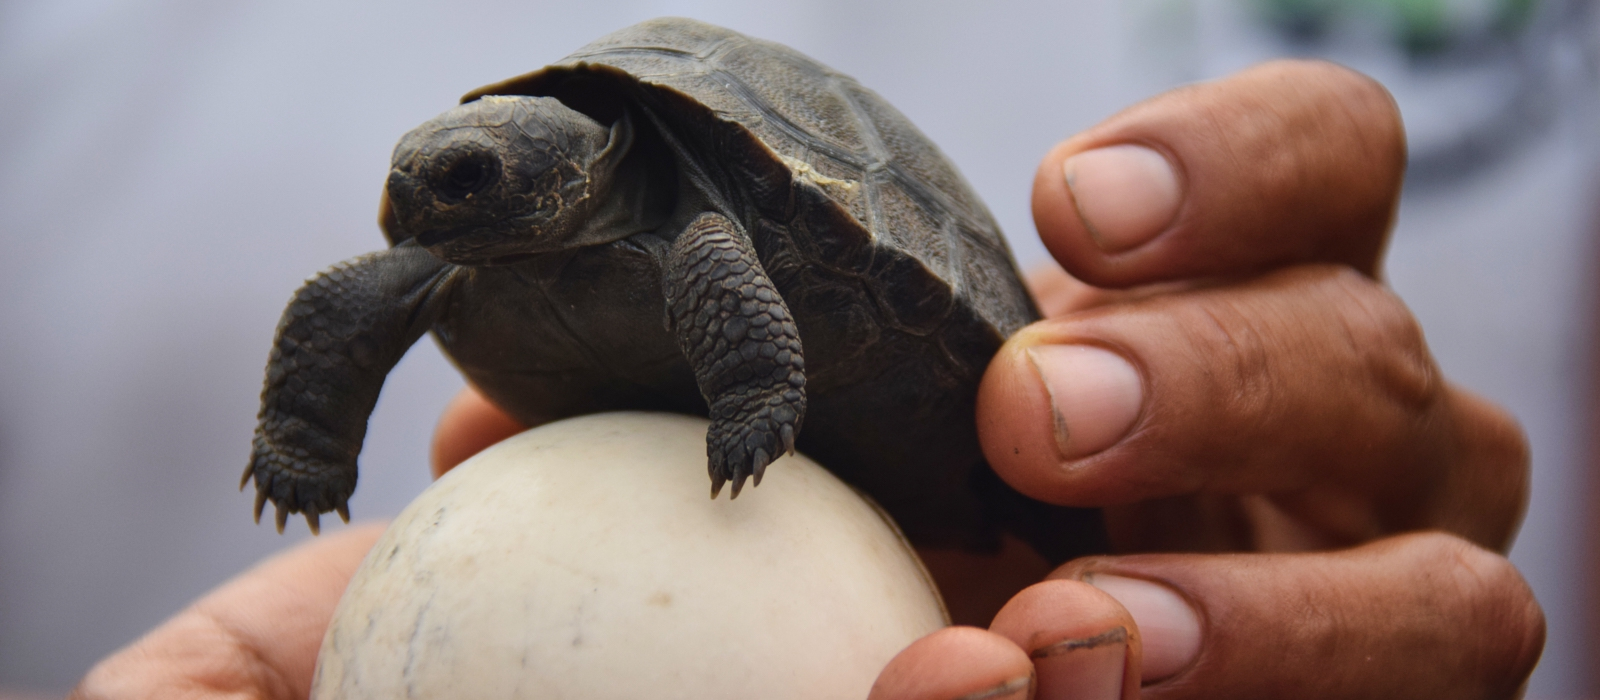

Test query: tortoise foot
[662,212,808,499]
[706,386,803,499]
[244,435,354,534]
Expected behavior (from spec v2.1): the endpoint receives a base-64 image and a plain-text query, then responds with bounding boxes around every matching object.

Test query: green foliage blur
[1255,0,1538,52]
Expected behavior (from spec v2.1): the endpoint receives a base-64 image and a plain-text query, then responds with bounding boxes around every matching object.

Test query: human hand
[70,59,1541,700]
[68,388,522,700]
[68,524,384,700]
[868,60,1543,699]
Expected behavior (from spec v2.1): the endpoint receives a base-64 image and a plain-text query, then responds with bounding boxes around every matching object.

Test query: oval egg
[311,411,948,700]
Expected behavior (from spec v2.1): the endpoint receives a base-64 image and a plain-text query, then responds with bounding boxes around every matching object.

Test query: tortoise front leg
[663,213,807,498]
[246,244,459,532]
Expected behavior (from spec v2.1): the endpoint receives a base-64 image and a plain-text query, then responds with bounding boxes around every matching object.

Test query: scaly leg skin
[663,213,806,498]
[246,243,458,533]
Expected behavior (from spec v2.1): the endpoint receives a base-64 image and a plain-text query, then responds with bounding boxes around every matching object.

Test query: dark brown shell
[441,19,1108,561]
[463,17,1038,345]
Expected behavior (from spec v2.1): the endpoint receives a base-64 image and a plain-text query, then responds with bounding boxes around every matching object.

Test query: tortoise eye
[434,151,500,202]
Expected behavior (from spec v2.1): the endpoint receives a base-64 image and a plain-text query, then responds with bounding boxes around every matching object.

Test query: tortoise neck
[577,151,674,246]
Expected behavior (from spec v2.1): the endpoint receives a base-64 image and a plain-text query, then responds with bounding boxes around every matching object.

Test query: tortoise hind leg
[662,212,806,498]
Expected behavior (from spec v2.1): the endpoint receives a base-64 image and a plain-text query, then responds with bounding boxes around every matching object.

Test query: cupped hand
[71,60,1543,700]
[69,387,518,700]
[868,60,1543,700]
[69,524,385,700]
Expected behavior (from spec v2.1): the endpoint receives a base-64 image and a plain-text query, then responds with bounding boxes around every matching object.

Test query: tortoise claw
[246,438,357,533]
[253,488,269,524]
[751,447,771,488]
[706,413,794,499]
[729,468,749,500]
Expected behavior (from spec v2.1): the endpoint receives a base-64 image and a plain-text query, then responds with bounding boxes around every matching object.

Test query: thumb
[71,524,385,700]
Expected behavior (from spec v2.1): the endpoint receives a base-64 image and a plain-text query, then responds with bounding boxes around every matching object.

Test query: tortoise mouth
[414,224,484,249]
[414,222,554,266]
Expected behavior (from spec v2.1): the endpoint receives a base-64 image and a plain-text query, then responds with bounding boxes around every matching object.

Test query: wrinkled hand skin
[74,60,1544,700]
[872,60,1543,700]
[69,525,388,700]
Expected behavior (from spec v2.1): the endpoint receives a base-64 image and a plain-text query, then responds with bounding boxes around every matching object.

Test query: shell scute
[713,40,870,161]
[458,16,1038,401]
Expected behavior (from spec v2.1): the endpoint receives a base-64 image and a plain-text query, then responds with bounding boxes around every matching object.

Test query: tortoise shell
[458,17,1038,345]
[418,17,1104,560]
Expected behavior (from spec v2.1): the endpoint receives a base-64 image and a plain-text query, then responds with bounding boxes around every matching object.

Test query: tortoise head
[382,95,633,265]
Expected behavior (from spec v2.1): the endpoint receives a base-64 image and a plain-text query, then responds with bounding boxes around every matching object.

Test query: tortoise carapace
[245,17,1105,563]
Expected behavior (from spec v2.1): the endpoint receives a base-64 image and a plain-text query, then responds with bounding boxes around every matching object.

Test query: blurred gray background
[2,0,1597,697]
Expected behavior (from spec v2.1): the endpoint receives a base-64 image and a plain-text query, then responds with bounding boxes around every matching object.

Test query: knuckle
[1323,62,1404,146]
[1237,62,1406,266]
[1428,389,1532,551]
[1400,533,1546,689]
[1465,393,1532,476]
[1499,412,1532,472]
[1178,292,1274,419]
[1179,267,1443,435]
[1249,59,1403,155]
[1315,268,1440,410]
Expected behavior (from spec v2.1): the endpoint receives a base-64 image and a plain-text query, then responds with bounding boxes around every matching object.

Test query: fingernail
[1062,145,1181,253]
[954,674,1034,700]
[1030,626,1127,700]
[1083,574,1201,683]
[1026,346,1143,460]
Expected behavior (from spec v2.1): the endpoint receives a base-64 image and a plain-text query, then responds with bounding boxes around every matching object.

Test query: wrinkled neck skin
[578,148,671,250]
[520,109,669,254]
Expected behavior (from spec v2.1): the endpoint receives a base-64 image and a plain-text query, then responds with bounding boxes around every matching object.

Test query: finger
[1032,60,1404,287]
[869,627,1035,700]
[988,580,1141,700]
[977,266,1529,550]
[70,524,386,700]
[1052,532,1545,699]
[430,386,526,479]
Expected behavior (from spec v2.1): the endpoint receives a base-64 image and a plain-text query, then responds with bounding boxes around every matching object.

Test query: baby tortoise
[245,17,1104,563]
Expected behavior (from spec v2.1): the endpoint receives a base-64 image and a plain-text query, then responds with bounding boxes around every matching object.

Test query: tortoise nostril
[435,152,500,202]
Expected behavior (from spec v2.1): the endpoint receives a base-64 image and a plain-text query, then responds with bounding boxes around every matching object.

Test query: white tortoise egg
[311,411,949,700]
